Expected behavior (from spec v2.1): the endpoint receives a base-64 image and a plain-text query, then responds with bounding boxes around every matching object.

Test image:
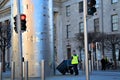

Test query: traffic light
[13,14,27,33]
[14,15,18,33]
[87,0,96,15]
[20,14,26,31]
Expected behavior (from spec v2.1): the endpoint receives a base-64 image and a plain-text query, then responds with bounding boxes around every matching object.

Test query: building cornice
[0,0,10,17]
[0,7,10,14]
[0,0,9,9]
[0,6,11,20]
[54,0,69,3]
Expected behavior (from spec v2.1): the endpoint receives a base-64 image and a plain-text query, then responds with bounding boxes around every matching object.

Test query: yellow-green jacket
[71,54,79,64]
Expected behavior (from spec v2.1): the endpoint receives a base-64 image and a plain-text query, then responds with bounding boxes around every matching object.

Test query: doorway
[67,48,71,59]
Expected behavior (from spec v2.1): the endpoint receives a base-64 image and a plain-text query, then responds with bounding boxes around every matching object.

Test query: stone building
[1,0,120,74]
[54,0,120,66]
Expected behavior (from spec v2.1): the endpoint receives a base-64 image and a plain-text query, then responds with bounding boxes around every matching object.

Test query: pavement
[2,70,120,80]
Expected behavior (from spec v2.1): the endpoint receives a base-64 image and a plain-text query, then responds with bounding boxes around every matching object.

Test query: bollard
[89,60,91,73]
[97,60,99,70]
[41,60,45,80]
[24,61,28,80]
[82,60,85,73]
[0,62,2,80]
[91,53,94,71]
[11,61,15,80]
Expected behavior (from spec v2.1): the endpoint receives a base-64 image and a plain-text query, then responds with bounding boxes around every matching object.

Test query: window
[79,22,84,33]
[5,20,10,25]
[111,14,118,31]
[95,0,100,8]
[94,18,99,32]
[111,0,118,3]
[0,22,2,26]
[66,5,70,17]
[66,24,71,38]
[79,1,83,13]
[53,23,56,40]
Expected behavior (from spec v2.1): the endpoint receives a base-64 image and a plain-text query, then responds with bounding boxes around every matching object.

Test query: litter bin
[56,60,73,75]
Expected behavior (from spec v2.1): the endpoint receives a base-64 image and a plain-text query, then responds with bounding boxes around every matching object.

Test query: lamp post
[83,0,90,80]
[16,0,23,79]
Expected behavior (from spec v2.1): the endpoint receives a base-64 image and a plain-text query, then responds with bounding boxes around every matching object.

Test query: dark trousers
[73,64,78,75]
[101,63,106,70]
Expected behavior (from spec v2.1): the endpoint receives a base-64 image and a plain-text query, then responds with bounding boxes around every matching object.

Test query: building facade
[0,0,11,68]
[1,0,120,76]
[54,0,120,66]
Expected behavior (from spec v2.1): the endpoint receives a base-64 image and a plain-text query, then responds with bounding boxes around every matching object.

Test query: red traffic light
[20,14,26,20]
[20,14,27,31]
[13,14,27,33]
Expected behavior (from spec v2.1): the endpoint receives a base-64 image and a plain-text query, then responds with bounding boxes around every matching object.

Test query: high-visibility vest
[71,55,79,64]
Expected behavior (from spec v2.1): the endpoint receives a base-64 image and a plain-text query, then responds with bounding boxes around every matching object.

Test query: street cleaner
[71,50,79,75]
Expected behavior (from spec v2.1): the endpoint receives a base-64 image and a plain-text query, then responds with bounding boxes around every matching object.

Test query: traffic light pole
[16,0,23,80]
[83,0,90,80]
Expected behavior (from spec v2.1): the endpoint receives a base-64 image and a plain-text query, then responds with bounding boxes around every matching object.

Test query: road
[2,70,120,80]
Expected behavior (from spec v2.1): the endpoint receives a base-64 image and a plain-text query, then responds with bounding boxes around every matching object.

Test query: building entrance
[67,48,71,59]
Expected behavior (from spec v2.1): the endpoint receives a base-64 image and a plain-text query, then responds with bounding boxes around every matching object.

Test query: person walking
[101,57,106,70]
[104,56,110,69]
[71,50,79,75]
